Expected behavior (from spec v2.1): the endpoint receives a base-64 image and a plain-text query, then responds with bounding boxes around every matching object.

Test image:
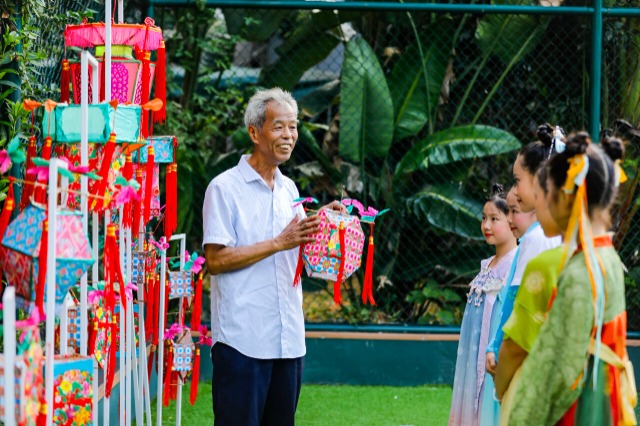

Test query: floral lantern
[0,204,94,310]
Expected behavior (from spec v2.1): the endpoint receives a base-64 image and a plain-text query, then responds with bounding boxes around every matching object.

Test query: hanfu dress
[508,240,635,425]
[449,247,516,426]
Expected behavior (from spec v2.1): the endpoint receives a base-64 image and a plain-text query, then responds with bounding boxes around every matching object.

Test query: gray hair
[244,88,298,130]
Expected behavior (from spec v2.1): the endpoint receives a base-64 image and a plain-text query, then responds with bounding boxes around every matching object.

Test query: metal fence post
[590,0,603,139]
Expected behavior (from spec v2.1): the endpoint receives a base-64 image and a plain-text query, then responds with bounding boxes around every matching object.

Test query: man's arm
[205,214,320,275]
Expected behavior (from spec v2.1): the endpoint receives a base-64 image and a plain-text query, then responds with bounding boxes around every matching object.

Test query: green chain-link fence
[28,0,640,329]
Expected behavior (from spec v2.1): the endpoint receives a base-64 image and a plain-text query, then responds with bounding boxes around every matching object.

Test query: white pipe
[80,50,99,358]
[118,0,124,23]
[156,248,167,426]
[3,287,16,426]
[120,300,126,426]
[60,295,68,356]
[46,159,68,426]
[169,234,186,426]
[105,0,112,102]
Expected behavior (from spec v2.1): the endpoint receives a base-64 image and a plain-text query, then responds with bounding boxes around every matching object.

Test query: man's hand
[275,214,321,251]
[486,352,497,377]
[320,200,348,213]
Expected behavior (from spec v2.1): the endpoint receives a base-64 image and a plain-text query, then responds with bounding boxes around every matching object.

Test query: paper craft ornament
[52,356,94,425]
[168,270,193,299]
[0,204,94,311]
[162,326,195,406]
[302,208,365,303]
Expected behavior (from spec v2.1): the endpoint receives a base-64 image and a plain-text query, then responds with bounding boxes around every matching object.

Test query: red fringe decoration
[154,40,167,123]
[191,273,203,330]
[20,136,37,210]
[35,219,48,316]
[362,225,376,305]
[293,246,304,287]
[105,317,118,398]
[90,134,117,212]
[154,272,162,346]
[143,146,155,225]
[136,49,151,139]
[147,346,155,382]
[122,155,133,229]
[104,224,127,325]
[36,401,47,426]
[88,322,98,356]
[0,180,14,283]
[163,344,173,407]
[190,348,200,405]
[99,54,106,102]
[164,163,177,240]
[60,59,70,103]
[132,168,143,240]
[146,269,155,342]
[34,137,53,205]
[333,222,346,304]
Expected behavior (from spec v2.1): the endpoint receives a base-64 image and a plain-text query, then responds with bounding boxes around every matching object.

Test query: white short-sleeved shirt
[202,155,306,359]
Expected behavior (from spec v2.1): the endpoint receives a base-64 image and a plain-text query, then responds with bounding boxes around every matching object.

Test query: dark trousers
[211,342,304,426]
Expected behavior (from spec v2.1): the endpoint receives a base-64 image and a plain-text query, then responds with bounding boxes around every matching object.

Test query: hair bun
[491,183,504,197]
[537,123,554,148]
[601,136,624,161]
[564,131,590,156]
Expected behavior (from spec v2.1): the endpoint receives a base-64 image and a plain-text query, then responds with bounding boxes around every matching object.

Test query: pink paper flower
[163,323,184,340]
[198,325,213,346]
[115,186,141,206]
[151,237,169,251]
[0,150,10,174]
[27,166,49,181]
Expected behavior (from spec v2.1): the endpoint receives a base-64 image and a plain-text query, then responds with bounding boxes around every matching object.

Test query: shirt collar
[238,154,283,186]
[517,221,540,243]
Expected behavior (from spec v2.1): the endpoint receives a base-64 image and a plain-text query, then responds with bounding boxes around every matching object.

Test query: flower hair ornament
[559,147,607,388]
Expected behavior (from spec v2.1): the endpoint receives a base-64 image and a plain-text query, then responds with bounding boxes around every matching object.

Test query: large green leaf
[259,32,340,91]
[475,0,550,65]
[339,37,394,163]
[407,184,484,240]
[299,79,340,117]
[396,125,521,174]
[388,18,453,141]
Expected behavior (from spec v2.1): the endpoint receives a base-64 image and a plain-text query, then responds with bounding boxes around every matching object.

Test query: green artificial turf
[144,383,452,425]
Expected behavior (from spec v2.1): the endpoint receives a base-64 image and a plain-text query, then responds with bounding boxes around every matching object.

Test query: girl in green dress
[507,132,636,426]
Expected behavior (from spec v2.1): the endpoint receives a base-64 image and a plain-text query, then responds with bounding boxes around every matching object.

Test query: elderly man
[203,88,341,425]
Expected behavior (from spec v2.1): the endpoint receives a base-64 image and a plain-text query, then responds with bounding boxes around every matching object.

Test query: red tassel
[35,219,48,315]
[122,155,133,229]
[36,401,47,426]
[132,168,143,240]
[154,40,167,123]
[362,226,376,305]
[154,273,162,346]
[334,221,346,304]
[34,137,53,205]
[0,180,15,283]
[90,134,117,212]
[293,246,304,287]
[105,318,118,397]
[164,163,177,240]
[163,344,173,406]
[146,269,155,341]
[88,321,98,356]
[99,54,106,102]
[104,224,127,322]
[20,136,37,210]
[191,273,203,330]
[190,348,200,405]
[143,146,155,225]
[60,59,70,103]
[136,49,151,139]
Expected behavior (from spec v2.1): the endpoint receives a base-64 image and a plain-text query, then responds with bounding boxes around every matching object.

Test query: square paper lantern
[170,329,194,381]
[133,135,176,163]
[169,271,193,299]
[302,209,365,281]
[53,356,93,425]
[42,103,142,144]
[0,204,95,309]
[131,251,148,287]
[70,57,156,105]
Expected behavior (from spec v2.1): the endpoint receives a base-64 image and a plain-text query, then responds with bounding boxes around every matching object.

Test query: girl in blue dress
[449,184,518,426]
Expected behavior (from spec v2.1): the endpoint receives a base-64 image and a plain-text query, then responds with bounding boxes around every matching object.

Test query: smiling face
[481,201,514,247]
[248,101,298,166]
[507,188,535,239]
[513,154,537,213]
